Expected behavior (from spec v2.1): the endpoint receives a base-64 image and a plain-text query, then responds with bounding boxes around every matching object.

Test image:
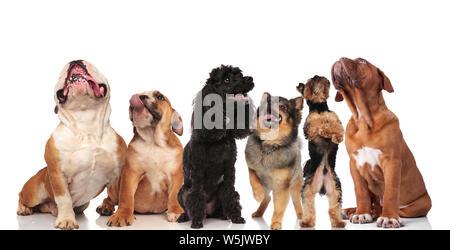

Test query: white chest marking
[134,140,179,194]
[353,147,382,171]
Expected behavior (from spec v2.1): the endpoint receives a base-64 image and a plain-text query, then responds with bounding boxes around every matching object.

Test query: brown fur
[297,76,330,103]
[305,112,344,144]
[332,57,431,227]
[245,93,304,230]
[98,91,184,227]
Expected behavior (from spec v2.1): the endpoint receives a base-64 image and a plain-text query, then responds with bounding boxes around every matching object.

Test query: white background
[0,0,449,230]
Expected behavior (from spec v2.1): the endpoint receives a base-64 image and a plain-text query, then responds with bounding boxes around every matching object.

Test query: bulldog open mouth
[57,62,106,103]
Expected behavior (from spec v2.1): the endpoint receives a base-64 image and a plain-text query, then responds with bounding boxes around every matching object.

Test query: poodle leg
[185,189,206,228]
[218,163,245,224]
[176,184,190,223]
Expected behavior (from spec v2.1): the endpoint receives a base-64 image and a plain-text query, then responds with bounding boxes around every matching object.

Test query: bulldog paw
[350,213,373,224]
[55,216,79,230]
[107,210,135,227]
[231,216,246,224]
[96,204,115,216]
[167,212,181,222]
[17,204,33,216]
[270,221,282,230]
[376,217,404,228]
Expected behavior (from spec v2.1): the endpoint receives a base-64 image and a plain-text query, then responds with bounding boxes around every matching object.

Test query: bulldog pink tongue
[85,75,103,97]
[130,94,145,110]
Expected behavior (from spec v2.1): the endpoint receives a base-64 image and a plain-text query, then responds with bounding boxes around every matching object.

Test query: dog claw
[350,213,373,224]
[231,216,246,224]
[376,217,403,228]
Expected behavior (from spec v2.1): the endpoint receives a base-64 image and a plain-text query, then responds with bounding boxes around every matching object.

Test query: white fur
[353,147,382,171]
[54,194,77,227]
[377,216,404,228]
[132,137,179,194]
[53,125,120,207]
[350,213,373,224]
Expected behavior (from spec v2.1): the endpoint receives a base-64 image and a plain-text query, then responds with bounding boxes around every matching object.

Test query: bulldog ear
[129,106,133,121]
[296,83,305,95]
[260,92,271,104]
[378,68,394,93]
[171,110,183,136]
[335,92,344,102]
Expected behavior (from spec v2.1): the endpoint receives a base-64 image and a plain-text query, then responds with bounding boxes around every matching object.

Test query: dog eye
[224,77,230,83]
[157,94,165,101]
[279,105,286,111]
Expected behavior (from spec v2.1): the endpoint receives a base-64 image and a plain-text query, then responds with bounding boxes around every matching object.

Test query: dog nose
[245,76,253,83]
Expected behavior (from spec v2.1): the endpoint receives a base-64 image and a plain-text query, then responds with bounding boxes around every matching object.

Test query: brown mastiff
[331,57,431,228]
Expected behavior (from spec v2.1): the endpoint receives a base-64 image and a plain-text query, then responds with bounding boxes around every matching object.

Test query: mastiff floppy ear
[335,91,344,102]
[377,68,394,93]
[171,110,183,136]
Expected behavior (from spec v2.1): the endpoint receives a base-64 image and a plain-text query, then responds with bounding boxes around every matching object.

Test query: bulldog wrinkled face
[55,60,109,110]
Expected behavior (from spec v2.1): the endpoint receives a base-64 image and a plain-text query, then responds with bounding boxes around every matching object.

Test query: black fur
[177,65,255,228]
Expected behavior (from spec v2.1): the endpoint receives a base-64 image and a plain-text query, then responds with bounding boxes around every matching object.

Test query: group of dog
[17,58,431,230]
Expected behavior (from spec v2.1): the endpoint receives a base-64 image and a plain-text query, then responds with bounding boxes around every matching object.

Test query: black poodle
[177,65,255,228]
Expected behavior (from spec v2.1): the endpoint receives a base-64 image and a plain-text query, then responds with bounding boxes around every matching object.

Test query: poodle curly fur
[177,65,255,228]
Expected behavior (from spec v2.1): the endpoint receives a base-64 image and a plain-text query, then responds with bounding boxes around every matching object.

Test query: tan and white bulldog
[17,60,127,230]
[96,91,184,226]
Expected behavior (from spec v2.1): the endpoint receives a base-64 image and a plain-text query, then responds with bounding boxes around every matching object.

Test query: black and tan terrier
[245,92,304,230]
[296,75,346,228]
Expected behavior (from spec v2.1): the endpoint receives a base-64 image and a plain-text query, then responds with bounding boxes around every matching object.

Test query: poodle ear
[296,83,305,95]
[377,68,394,93]
[260,92,271,104]
[171,110,183,136]
[335,91,344,102]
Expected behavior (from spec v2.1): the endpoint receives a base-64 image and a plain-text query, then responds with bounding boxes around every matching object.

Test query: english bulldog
[96,91,184,226]
[17,60,127,230]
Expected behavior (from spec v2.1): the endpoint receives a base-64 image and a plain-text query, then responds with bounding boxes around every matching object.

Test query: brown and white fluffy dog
[17,60,127,230]
[245,93,304,230]
[96,91,184,226]
[331,57,432,228]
